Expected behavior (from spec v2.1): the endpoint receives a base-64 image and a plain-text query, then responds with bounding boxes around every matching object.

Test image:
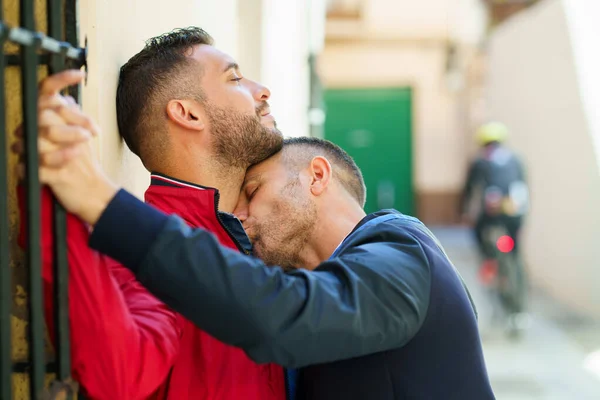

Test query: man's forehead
[244,154,284,185]
[190,44,237,74]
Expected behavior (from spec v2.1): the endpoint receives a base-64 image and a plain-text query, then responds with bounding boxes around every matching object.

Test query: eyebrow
[243,173,261,187]
[223,62,239,73]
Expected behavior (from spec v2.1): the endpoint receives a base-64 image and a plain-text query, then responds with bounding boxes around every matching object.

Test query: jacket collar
[144,172,219,227]
[145,172,252,254]
[349,209,401,236]
[149,172,216,192]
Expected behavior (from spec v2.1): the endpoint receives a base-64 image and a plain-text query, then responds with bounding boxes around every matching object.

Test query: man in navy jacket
[33,72,495,400]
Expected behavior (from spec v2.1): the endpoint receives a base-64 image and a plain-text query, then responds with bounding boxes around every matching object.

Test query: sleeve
[89,190,431,368]
[17,186,181,400]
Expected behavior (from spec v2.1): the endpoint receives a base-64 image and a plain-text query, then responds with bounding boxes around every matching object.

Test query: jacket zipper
[213,191,249,254]
[215,191,293,398]
[284,369,294,400]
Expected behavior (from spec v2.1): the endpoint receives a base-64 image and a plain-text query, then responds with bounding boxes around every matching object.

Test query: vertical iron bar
[47,0,72,394]
[21,0,45,398]
[64,0,80,102]
[0,1,12,398]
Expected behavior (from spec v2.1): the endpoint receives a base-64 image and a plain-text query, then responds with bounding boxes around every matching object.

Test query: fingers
[14,137,75,169]
[38,74,96,138]
[38,164,61,185]
[15,145,82,182]
[38,70,85,96]
[41,125,92,145]
[40,144,84,169]
[12,126,91,165]
[39,105,99,137]
[39,94,70,111]
[38,70,86,130]
[37,126,91,168]
[14,106,95,171]
[56,106,100,137]
[16,146,83,181]
[38,105,99,138]
[64,96,77,107]
[39,107,68,127]
[13,109,91,157]
[38,94,79,112]
[15,70,88,182]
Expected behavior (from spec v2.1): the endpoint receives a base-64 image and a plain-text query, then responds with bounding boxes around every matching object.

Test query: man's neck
[296,200,367,270]
[155,163,246,213]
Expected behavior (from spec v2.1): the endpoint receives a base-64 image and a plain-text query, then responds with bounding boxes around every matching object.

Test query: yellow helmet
[476,122,508,145]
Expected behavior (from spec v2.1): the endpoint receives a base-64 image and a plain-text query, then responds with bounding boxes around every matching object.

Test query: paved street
[431,227,600,400]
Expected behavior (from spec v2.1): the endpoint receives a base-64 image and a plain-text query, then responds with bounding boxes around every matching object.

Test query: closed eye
[246,186,258,201]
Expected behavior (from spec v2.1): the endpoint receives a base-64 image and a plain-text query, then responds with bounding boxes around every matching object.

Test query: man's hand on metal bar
[12,70,118,225]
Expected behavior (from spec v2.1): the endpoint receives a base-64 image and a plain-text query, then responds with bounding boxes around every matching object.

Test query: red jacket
[18,174,286,400]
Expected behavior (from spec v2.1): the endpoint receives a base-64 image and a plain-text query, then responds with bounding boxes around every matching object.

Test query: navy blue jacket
[89,190,495,399]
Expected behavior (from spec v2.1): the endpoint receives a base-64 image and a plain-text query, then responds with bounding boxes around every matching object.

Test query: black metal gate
[0,1,86,399]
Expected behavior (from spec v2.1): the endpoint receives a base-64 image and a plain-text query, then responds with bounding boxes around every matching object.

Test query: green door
[324,87,413,215]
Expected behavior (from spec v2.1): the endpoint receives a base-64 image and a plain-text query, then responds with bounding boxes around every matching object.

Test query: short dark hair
[282,137,366,207]
[116,27,213,165]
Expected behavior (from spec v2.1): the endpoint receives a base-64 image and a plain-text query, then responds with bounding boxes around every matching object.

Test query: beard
[206,102,283,168]
[251,178,318,270]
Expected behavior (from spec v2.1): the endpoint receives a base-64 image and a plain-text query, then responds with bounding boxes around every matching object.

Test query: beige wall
[564,0,600,174]
[364,0,486,42]
[238,0,315,138]
[237,0,262,82]
[486,0,600,316]
[260,0,311,138]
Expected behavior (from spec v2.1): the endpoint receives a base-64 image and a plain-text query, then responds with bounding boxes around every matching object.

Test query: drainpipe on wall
[308,54,326,138]
[307,0,327,138]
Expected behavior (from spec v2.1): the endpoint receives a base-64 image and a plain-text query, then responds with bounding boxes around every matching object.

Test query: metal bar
[47,0,72,393]
[12,361,56,374]
[65,0,81,102]
[0,22,85,69]
[6,54,51,66]
[21,0,45,398]
[65,0,78,48]
[0,2,12,398]
[64,5,82,396]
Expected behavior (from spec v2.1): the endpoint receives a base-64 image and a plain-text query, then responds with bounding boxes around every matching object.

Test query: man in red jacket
[18,27,288,399]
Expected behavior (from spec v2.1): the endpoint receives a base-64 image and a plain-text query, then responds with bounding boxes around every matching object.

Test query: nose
[246,78,271,102]
[233,198,249,223]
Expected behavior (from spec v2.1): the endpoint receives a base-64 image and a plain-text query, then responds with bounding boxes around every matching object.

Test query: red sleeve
[18,186,181,400]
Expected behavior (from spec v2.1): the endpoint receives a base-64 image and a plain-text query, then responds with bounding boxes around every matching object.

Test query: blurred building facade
[320,0,488,223]
[320,0,600,317]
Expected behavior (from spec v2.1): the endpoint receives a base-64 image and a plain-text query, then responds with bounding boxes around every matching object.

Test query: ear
[166,99,205,131]
[309,156,332,197]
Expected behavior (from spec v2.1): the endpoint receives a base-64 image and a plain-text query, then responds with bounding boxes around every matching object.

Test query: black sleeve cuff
[89,189,170,273]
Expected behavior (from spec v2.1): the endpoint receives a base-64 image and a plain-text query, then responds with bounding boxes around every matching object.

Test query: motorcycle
[479,185,529,338]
